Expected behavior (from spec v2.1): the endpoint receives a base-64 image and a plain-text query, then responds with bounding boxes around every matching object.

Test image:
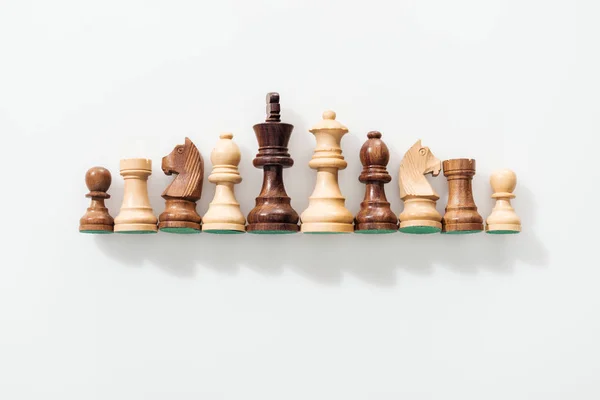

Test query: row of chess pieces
[79,92,521,236]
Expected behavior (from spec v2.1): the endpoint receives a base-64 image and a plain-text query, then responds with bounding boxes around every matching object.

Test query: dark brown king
[354,131,398,233]
[246,92,299,233]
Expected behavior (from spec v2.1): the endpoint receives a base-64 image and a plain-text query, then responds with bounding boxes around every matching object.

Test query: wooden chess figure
[442,158,483,234]
[202,133,246,234]
[114,158,158,233]
[300,110,354,233]
[398,140,442,234]
[158,137,204,233]
[486,168,521,234]
[354,131,398,233]
[79,166,114,233]
[246,92,300,234]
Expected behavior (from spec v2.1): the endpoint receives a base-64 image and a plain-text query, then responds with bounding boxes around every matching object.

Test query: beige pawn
[114,158,158,233]
[301,110,354,233]
[202,133,246,234]
[398,140,443,234]
[486,169,521,234]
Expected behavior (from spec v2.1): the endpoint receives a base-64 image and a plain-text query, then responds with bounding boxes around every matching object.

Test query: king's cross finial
[266,92,281,122]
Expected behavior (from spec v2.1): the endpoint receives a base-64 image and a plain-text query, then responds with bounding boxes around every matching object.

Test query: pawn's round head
[86,167,112,192]
[490,168,517,193]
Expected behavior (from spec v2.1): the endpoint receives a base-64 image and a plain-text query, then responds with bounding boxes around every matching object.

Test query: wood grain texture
[442,158,483,234]
[158,137,204,233]
[398,140,442,233]
[246,92,299,234]
[79,166,114,233]
[203,133,246,234]
[114,158,158,233]
[486,168,521,234]
[301,110,354,233]
[354,131,398,233]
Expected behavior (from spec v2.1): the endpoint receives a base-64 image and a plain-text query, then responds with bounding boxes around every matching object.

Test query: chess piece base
[399,225,441,234]
[486,223,521,234]
[114,223,158,234]
[355,222,398,234]
[247,223,299,234]
[204,230,245,234]
[159,199,202,232]
[301,222,354,233]
[161,227,201,234]
[80,205,114,233]
[79,224,114,234]
[160,225,201,234]
[442,222,483,234]
[203,222,246,234]
[399,218,442,230]
[354,229,397,234]
[399,198,442,231]
[158,219,201,232]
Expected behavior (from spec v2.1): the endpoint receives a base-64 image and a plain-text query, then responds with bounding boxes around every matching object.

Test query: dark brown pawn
[442,158,484,234]
[354,131,398,233]
[79,167,114,233]
[246,92,299,234]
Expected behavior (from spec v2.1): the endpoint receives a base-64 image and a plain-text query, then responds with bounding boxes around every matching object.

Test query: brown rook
[442,158,483,234]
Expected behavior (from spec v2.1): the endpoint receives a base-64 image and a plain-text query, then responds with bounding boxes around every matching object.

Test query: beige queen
[300,110,354,233]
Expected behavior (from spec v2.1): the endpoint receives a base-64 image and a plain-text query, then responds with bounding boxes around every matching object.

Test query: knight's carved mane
[399,140,437,198]
[163,138,203,200]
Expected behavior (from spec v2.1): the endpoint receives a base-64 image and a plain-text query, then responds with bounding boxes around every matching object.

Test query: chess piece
[398,140,442,234]
[79,166,114,233]
[203,133,246,234]
[246,92,300,234]
[114,158,158,233]
[442,158,483,234]
[354,131,398,233]
[158,137,204,233]
[301,110,354,233]
[486,169,521,234]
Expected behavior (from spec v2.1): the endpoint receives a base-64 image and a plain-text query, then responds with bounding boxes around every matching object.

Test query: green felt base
[248,230,298,235]
[203,229,245,234]
[160,227,201,234]
[399,226,441,234]
[303,231,350,235]
[487,230,520,235]
[443,230,482,235]
[117,230,157,234]
[355,229,397,234]
[80,230,113,234]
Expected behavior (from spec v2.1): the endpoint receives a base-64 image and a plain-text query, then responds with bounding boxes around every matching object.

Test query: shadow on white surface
[95,185,547,286]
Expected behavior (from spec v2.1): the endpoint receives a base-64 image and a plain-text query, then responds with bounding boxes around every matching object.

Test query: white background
[0,0,598,399]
